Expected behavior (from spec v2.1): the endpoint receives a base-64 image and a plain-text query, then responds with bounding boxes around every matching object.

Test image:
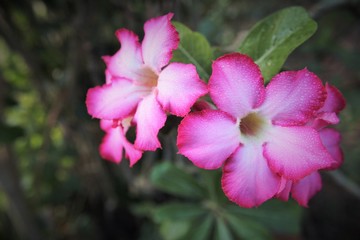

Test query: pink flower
[177,53,344,208]
[86,13,207,154]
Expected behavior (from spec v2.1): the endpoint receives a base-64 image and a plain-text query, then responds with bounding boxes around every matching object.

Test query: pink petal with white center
[209,53,265,119]
[260,69,326,126]
[221,145,281,208]
[292,172,322,207]
[177,110,240,169]
[142,13,179,73]
[157,63,207,116]
[319,128,343,170]
[86,79,150,120]
[134,93,167,151]
[99,125,142,166]
[263,126,334,180]
[106,29,144,80]
[319,83,346,113]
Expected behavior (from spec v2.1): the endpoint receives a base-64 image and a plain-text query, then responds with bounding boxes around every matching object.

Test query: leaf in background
[150,162,207,199]
[153,202,206,222]
[172,22,192,39]
[0,122,24,143]
[215,217,233,240]
[160,220,191,240]
[238,6,317,82]
[171,22,214,80]
[225,200,301,235]
[200,169,228,204]
[181,214,214,240]
[224,212,271,240]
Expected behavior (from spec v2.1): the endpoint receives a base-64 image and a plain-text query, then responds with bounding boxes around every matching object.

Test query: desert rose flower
[177,52,344,208]
[86,13,207,157]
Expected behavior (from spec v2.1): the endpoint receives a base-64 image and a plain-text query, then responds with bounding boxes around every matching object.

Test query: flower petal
[276,178,292,201]
[100,119,114,131]
[263,126,334,180]
[209,53,265,118]
[134,93,167,151]
[222,145,281,208]
[106,29,144,80]
[260,69,326,126]
[319,83,346,113]
[309,112,339,130]
[319,128,343,170]
[292,172,322,207]
[105,69,112,84]
[99,126,124,163]
[177,110,240,169]
[99,124,142,166]
[86,79,150,120]
[157,63,207,116]
[142,13,179,73]
[123,138,143,167]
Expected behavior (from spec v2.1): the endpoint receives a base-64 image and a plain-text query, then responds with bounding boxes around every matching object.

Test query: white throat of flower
[238,111,271,144]
[136,65,159,87]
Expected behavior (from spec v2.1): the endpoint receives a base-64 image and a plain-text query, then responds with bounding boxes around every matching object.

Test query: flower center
[137,66,158,87]
[239,112,266,137]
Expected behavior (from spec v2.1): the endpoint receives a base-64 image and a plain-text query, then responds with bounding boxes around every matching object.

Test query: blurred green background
[0,0,359,239]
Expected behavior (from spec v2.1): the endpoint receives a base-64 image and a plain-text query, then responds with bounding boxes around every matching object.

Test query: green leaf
[160,220,191,240]
[225,200,302,235]
[138,221,163,240]
[173,22,192,39]
[0,122,24,143]
[239,6,317,82]
[200,170,227,204]
[131,202,156,218]
[150,162,206,199]
[153,202,206,222]
[172,22,214,80]
[224,213,271,240]
[215,217,233,240]
[181,214,214,240]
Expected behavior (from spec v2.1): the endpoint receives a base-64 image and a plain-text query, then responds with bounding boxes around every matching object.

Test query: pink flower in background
[177,53,345,208]
[86,13,207,159]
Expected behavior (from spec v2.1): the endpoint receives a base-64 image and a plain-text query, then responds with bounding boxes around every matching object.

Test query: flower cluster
[86,13,345,208]
[86,13,207,165]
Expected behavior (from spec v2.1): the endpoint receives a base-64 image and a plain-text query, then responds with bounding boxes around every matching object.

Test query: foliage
[239,7,317,82]
[171,22,214,80]
[149,162,301,240]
